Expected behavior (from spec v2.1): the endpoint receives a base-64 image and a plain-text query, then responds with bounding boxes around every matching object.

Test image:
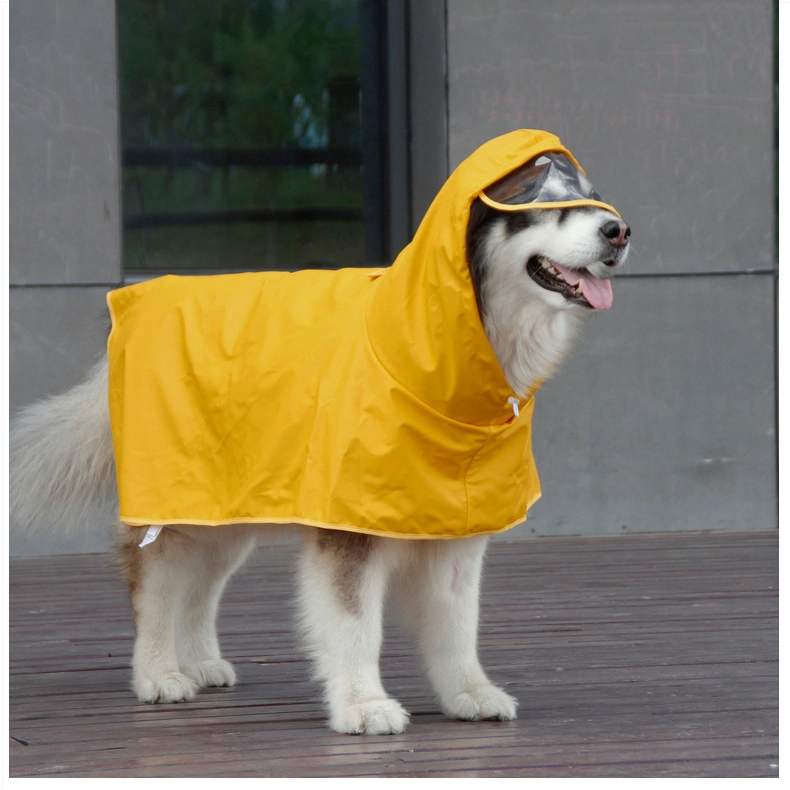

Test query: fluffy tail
[10,359,117,537]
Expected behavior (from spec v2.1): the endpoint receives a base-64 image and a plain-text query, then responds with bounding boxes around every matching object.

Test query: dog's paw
[443,683,518,721]
[183,658,237,689]
[330,698,410,735]
[133,671,199,704]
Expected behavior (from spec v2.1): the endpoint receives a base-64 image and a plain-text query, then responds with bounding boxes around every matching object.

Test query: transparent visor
[478,152,620,217]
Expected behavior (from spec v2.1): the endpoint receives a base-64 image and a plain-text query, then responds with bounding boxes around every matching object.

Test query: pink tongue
[552,263,613,310]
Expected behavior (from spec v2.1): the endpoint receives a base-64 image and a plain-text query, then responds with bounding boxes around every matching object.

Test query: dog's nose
[600,220,631,248]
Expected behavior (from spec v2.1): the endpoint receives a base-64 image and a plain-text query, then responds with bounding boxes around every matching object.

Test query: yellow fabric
[478,192,621,217]
[107,129,590,538]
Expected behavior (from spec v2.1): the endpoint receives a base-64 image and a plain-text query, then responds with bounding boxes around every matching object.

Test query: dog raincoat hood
[107,129,613,538]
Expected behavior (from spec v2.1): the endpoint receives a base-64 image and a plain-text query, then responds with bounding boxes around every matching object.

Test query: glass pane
[117,0,367,272]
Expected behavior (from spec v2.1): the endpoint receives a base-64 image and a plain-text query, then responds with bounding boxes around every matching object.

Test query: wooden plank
[9,532,778,778]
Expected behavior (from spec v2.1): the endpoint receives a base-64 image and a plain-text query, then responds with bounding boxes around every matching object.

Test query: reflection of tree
[117,0,361,151]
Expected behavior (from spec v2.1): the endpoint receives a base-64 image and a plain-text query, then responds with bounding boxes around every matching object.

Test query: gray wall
[10,1,123,555]
[444,0,776,537]
[9,0,776,554]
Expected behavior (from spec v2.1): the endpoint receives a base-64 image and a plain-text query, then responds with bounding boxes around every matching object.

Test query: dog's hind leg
[117,525,254,703]
[397,535,518,721]
[297,530,410,734]
[117,525,197,702]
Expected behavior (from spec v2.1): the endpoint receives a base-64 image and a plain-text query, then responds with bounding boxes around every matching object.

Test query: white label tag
[507,396,520,418]
[139,525,163,548]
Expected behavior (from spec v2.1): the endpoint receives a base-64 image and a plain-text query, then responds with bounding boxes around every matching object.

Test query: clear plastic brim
[478,152,621,218]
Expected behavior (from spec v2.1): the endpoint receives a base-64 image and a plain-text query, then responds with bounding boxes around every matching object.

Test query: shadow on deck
[8,531,778,778]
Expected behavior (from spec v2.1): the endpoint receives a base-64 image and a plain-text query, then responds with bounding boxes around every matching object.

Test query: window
[117,0,394,273]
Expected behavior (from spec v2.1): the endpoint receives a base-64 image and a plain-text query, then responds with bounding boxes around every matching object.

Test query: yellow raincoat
[107,129,608,539]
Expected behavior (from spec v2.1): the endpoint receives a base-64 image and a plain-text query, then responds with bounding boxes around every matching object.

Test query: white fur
[9,359,116,535]
[479,207,627,396]
[297,535,412,734]
[128,525,259,703]
[391,535,518,721]
[9,206,627,734]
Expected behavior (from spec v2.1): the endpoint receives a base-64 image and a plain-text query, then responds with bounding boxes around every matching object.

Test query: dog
[10,131,630,735]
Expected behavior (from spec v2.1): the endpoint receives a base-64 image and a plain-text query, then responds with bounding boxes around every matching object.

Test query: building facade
[10,0,776,554]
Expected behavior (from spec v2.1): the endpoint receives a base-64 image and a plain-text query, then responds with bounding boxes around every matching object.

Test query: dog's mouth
[527,255,613,310]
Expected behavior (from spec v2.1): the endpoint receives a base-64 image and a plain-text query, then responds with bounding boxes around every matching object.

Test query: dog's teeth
[576,284,583,294]
[540,258,551,269]
[548,265,558,275]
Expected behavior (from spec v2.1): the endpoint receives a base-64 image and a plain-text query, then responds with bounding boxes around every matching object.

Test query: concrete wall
[444,0,776,537]
[10,1,123,555]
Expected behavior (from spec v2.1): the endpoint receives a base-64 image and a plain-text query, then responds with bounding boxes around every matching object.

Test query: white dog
[10,132,630,735]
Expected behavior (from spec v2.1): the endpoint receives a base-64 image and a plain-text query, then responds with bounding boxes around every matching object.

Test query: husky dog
[11,194,630,736]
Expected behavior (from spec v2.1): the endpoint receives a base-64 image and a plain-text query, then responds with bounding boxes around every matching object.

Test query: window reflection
[117,0,366,272]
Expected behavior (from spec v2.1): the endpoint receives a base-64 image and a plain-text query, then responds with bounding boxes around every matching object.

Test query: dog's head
[467,155,630,316]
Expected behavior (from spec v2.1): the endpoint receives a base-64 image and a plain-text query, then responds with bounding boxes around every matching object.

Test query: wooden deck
[8,531,778,778]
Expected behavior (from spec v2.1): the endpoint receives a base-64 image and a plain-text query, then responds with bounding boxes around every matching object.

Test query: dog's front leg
[297,530,409,735]
[402,535,518,721]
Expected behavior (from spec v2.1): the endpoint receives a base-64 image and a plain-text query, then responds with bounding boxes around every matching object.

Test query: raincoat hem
[118,495,541,540]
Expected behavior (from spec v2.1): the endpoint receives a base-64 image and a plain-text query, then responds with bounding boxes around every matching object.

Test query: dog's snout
[600,220,631,249]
